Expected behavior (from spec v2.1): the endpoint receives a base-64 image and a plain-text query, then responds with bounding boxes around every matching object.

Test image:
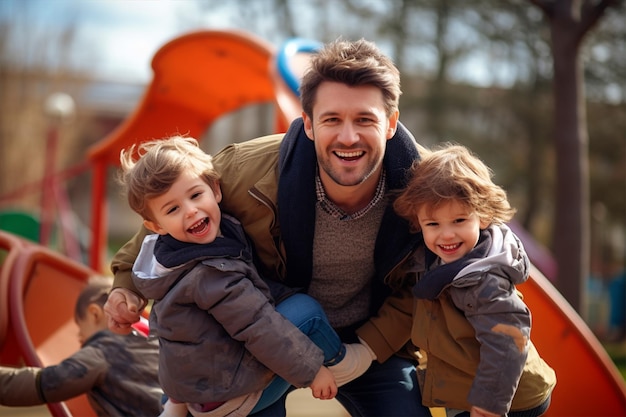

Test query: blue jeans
[250,339,432,417]
[250,293,346,413]
[335,356,431,417]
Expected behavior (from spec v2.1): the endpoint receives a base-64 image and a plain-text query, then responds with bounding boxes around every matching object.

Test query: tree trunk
[530,0,618,313]
[550,20,589,314]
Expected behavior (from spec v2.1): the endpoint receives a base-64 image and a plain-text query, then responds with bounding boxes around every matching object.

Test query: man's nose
[337,123,359,146]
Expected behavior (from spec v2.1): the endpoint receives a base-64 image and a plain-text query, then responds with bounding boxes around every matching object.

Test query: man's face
[302,82,398,191]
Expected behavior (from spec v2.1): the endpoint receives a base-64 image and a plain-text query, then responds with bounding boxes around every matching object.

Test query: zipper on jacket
[248,186,287,274]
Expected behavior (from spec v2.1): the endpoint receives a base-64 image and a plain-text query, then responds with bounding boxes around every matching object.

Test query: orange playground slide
[520,266,626,416]
[86,29,282,272]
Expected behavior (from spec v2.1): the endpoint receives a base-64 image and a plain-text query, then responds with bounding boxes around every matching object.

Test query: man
[105,38,431,417]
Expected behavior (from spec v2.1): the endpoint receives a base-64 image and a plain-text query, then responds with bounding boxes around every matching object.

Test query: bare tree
[528,0,622,313]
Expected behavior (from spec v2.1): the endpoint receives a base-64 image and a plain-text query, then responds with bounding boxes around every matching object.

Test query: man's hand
[104,288,144,334]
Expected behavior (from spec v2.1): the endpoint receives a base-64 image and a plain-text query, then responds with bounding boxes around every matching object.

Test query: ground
[0,388,350,417]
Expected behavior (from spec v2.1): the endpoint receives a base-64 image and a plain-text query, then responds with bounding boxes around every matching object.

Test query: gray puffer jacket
[132,215,324,404]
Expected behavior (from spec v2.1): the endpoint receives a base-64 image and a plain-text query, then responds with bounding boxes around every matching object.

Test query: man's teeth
[335,151,364,158]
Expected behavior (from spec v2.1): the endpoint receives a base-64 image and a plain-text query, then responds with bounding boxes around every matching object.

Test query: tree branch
[580,0,620,33]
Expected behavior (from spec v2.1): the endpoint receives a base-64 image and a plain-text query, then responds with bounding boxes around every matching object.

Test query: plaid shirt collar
[315,168,387,221]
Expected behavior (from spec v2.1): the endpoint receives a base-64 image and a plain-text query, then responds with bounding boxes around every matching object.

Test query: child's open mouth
[188,218,209,235]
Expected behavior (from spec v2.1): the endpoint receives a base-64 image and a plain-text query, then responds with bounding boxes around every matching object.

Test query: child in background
[0,275,163,417]
[393,144,556,417]
[118,136,373,417]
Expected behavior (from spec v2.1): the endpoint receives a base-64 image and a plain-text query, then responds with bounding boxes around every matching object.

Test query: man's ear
[386,111,399,140]
[302,112,314,140]
[143,219,166,235]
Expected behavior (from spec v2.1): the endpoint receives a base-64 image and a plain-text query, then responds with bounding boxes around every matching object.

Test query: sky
[2,0,503,86]
[73,0,187,82]
[2,0,201,83]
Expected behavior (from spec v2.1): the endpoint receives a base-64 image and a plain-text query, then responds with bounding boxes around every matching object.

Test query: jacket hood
[457,223,529,285]
[132,234,181,300]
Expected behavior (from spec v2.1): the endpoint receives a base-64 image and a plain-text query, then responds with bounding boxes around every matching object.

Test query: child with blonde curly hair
[119,136,372,417]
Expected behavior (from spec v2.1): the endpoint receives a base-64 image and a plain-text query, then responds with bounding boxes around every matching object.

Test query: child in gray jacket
[119,136,373,417]
[0,275,163,416]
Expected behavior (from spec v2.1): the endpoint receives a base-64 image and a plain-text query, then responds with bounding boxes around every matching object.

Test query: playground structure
[0,29,624,417]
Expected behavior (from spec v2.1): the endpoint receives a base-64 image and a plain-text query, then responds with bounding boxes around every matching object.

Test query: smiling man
[105,38,430,417]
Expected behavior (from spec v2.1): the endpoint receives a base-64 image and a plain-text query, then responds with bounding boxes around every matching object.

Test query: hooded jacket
[132,215,324,404]
[113,118,424,362]
[410,224,556,414]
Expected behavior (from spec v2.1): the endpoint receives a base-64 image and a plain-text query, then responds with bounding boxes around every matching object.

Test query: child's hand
[104,288,144,334]
[309,366,337,400]
[470,405,501,417]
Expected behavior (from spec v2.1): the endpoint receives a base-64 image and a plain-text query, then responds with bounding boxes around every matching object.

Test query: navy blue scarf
[413,229,492,300]
[153,216,251,268]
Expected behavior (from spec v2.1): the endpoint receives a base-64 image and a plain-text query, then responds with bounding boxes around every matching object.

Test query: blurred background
[0,0,624,361]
